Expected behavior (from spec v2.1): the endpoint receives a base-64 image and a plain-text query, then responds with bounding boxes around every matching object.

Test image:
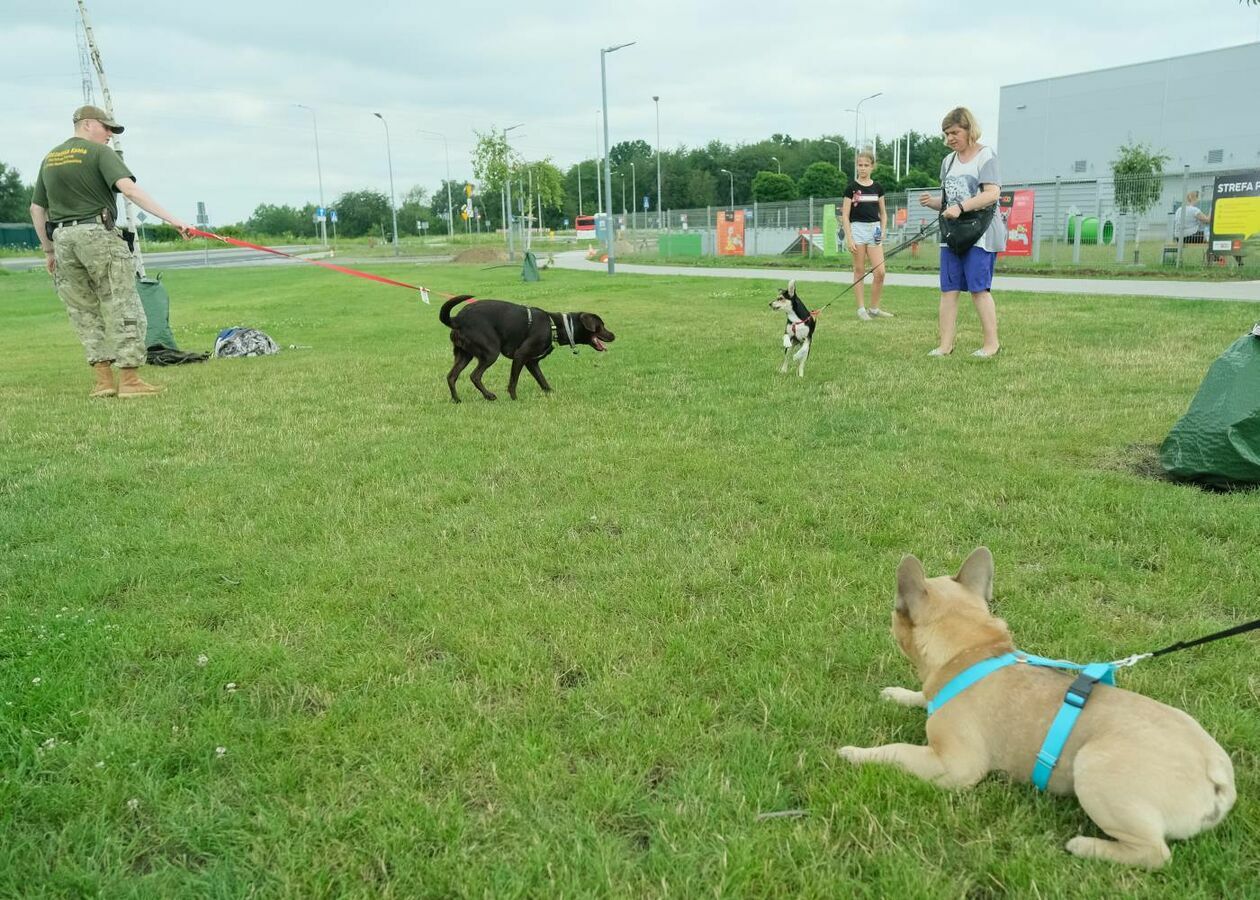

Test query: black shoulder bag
[938,152,995,255]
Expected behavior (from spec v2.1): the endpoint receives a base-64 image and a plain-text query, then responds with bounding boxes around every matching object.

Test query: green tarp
[1159,327,1260,487]
[521,250,540,282]
[137,275,178,350]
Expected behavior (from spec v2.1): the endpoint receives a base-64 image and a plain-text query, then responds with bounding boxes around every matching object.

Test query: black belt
[52,216,105,229]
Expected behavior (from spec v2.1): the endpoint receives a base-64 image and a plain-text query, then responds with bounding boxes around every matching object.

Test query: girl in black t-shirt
[841,151,893,320]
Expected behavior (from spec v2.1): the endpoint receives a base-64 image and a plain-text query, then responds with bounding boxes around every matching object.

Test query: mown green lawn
[1,262,1257,897]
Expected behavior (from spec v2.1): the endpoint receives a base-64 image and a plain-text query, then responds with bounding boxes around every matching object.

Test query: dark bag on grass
[938,152,996,255]
[1159,325,1260,487]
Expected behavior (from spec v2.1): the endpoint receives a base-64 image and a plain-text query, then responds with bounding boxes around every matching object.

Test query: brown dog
[839,547,1236,869]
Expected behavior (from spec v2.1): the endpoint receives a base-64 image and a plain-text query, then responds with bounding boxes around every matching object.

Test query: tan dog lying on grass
[839,547,1236,869]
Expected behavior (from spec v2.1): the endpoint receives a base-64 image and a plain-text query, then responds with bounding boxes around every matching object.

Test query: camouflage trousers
[52,223,147,368]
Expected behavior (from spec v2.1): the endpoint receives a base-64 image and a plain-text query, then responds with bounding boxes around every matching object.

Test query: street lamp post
[619,172,626,218]
[852,91,882,176]
[600,41,635,275]
[502,122,523,260]
[629,161,636,230]
[822,139,841,178]
[719,168,734,211]
[652,95,662,229]
[418,129,454,239]
[372,112,399,256]
[577,163,583,217]
[294,104,327,247]
[770,155,781,174]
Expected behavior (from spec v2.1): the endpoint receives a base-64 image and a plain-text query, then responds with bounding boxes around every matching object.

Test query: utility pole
[75,0,145,276]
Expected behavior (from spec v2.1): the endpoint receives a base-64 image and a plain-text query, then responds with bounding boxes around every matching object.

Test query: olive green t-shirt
[31,137,135,222]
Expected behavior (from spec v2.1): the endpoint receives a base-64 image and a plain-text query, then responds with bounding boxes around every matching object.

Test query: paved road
[0,245,322,273]
[551,251,1260,302]
[2,247,453,273]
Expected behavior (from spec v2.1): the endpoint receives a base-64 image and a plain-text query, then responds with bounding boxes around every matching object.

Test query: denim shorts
[849,221,882,245]
[940,245,996,293]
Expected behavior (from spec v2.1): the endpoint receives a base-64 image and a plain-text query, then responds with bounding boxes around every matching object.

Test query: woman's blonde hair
[856,149,875,164]
[941,107,981,143]
[1186,190,1200,204]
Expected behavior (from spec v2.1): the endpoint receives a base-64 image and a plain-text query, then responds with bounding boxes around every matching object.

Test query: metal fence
[620,165,1252,273]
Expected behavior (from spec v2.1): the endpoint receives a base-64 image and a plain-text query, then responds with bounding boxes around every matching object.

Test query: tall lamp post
[852,91,882,176]
[502,122,523,260]
[652,94,662,229]
[372,112,399,256]
[770,155,781,174]
[418,129,454,239]
[601,41,635,274]
[294,104,327,247]
[629,161,636,230]
[719,168,734,211]
[822,139,842,179]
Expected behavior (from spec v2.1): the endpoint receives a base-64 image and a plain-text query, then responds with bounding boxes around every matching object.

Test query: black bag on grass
[1159,325,1260,487]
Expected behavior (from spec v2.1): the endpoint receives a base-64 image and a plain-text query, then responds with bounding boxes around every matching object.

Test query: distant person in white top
[918,107,1004,359]
[1175,191,1209,244]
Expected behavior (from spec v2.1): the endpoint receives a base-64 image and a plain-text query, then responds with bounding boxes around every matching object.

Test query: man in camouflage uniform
[29,105,191,399]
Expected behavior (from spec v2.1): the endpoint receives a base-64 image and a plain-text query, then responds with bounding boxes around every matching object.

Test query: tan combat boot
[89,362,117,399]
[117,367,163,399]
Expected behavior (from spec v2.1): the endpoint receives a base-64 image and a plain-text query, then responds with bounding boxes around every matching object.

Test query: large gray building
[998,43,1260,183]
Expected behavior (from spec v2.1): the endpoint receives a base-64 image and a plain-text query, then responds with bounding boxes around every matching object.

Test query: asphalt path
[552,251,1260,302]
[1,245,317,273]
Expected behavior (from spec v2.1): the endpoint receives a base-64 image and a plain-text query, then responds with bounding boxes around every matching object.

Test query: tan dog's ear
[895,555,928,619]
[954,546,994,603]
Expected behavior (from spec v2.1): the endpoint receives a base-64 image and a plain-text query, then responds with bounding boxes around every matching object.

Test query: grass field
[1,262,1257,896]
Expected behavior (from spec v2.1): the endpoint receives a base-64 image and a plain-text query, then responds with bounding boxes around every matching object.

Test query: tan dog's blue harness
[926,652,1116,791]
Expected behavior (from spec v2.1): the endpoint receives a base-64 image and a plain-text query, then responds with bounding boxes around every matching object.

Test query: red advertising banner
[717,209,745,256]
[998,189,1034,256]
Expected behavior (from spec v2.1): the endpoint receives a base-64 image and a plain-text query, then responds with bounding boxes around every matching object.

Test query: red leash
[187,228,457,302]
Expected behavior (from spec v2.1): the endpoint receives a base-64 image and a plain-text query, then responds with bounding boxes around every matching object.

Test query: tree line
[3,130,954,238]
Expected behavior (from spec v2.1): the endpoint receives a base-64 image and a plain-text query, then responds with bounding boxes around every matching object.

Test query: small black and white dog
[768,279,816,376]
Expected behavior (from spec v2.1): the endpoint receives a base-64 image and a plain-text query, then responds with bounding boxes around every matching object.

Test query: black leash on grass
[805,218,941,317]
[1110,617,1260,668]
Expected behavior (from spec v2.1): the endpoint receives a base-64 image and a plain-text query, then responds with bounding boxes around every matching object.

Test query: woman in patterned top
[918,107,1004,358]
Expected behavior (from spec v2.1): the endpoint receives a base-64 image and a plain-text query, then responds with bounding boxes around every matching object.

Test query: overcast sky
[6,1,1259,224]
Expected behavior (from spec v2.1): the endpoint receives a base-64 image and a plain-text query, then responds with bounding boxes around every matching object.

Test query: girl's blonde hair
[941,107,981,143]
[856,149,875,164]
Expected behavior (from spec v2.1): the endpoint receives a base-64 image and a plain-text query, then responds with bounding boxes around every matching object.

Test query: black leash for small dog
[1109,617,1260,669]
[804,219,941,318]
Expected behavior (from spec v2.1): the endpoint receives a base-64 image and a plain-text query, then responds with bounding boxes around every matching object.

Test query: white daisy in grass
[197,654,209,667]
[215,746,227,758]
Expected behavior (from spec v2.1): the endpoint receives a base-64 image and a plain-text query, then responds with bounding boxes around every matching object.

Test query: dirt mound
[453,246,508,263]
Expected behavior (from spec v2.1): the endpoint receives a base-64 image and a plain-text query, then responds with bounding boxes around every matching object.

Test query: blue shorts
[939,245,996,293]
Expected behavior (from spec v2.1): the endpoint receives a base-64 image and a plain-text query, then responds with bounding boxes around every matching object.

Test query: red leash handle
[186,228,455,300]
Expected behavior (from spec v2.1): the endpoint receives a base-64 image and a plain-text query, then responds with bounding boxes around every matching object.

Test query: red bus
[575,215,595,234]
